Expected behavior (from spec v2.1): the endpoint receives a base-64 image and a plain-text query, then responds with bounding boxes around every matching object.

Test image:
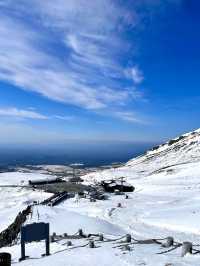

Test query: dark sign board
[20,223,50,261]
[21,222,49,242]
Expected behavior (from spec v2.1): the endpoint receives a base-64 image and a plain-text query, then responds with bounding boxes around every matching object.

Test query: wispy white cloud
[111,111,144,123]
[0,107,48,120]
[31,0,137,33]
[125,66,144,84]
[0,107,75,121]
[0,13,136,110]
[0,0,146,122]
[53,115,74,121]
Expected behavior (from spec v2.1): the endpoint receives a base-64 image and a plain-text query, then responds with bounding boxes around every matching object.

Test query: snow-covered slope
[1,128,200,265]
[83,128,200,184]
[127,128,200,172]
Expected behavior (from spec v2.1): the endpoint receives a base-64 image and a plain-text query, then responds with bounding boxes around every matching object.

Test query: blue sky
[0,0,199,146]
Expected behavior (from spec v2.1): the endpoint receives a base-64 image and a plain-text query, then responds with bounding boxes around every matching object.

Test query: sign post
[19,222,50,261]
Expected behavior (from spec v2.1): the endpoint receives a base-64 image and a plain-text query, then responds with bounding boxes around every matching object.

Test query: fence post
[67,241,72,246]
[89,240,95,248]
[162,237,174,248]
[99,234,104,241]
[0,253,11,266]
[181,242,192,257]
[78,229,84,237]
[125,234,131,243]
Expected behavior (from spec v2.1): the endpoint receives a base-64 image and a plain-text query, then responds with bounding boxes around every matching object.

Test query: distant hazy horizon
[0,141,156,167]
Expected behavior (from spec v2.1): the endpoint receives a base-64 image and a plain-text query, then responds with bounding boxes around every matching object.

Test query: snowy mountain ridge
[127,128,200,170]
[83,128,200,185]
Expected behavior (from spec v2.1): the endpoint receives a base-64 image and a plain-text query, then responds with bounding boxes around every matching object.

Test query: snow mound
[29,205,126,236]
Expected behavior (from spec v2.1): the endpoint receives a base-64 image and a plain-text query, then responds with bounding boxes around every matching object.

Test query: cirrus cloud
[0,0,146,122]
[0,107,48,120]
[0,107,75,121]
